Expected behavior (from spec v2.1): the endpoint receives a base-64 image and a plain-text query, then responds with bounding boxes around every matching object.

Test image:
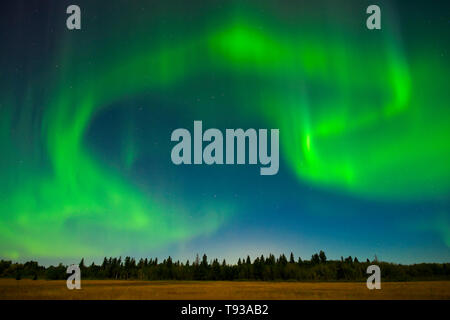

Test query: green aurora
[1,0,449,263]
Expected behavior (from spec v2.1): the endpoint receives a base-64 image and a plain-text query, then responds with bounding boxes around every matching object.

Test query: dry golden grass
[0,279,449,300]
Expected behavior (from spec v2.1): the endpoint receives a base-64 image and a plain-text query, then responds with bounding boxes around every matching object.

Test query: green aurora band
[1,1,449,261]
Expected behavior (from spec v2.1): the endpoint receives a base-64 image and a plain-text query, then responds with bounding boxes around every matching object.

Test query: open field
[0,279,449,299]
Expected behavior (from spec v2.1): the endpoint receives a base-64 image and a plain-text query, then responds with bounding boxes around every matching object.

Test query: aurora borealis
[1,0,449,265]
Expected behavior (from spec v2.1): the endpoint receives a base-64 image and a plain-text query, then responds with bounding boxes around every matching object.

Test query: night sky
[1,0,449,265]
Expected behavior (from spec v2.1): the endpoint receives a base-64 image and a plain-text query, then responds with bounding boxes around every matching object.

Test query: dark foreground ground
[0,279,449,299]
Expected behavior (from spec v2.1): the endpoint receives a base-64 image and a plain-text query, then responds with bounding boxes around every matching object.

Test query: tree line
[1,251,449,281]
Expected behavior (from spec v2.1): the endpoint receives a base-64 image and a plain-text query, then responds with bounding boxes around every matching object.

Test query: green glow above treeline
[1,1,449,261]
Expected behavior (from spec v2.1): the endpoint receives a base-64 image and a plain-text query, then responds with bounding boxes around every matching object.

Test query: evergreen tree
[2,250,448,282]
[319,250,327,264]
[289,252,295,264]
[311,253,320,265]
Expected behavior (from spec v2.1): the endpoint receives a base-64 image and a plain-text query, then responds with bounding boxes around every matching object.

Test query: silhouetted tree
[289,252,295,264]
[311,253,320,265]
[319,251,327,264]
[1,251,448,282]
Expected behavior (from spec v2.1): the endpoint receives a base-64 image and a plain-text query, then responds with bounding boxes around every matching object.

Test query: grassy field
[0,279,449,299]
